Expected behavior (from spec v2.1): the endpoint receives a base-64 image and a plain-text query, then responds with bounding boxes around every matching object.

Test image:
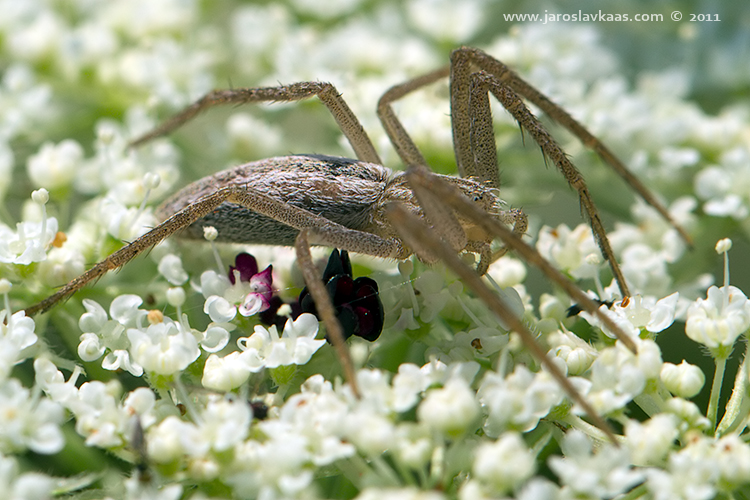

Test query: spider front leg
[466,69,631,297]
[450,46,691,246]
[129,81,382,165]
[384,188,619,444]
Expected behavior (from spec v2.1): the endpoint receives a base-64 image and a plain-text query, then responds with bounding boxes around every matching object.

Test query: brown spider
[24,47,690,442]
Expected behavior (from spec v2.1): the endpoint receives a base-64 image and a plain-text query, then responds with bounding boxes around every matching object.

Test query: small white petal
[204,295,237,323]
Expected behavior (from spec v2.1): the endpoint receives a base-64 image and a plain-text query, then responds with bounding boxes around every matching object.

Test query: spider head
[451,177,505,229]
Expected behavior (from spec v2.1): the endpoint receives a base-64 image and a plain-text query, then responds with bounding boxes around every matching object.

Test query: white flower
[425,326,509,363]
[147,416,207,463]
[586,339,663,415]
[619,244,673,297]
[33,357,82,406]
[274,375,355,466]
[78,332,106,361]
[616,293,679,333]
[665,398,711,432]
[393,423,433,469]
[203,295,237,323]
[694,147,750,220]
[0,189,58,266]
[625,414,679,466]
[97,196,155,241]
[345,409,396,455]
[407,0,484,43]
[157,253,188,285]
[473,433,536,494]
[686,285,750,357]
[537,224,601,280]
[127,320,200,376]
[0,309,39,377]
[0,454,54,500]
[236,313,324,369]
[69,381,122,448]
[584,293,679,341]
[550,430,644,498]
[26,139,83,190]
[478,364,564,436]
[417,378,479,437]
[123,388,158,429]
[646,436,717,500]
[0,378,64,454]
[200,397,252,452]
[661,360,705,398]
[713,435,750,488]
[548,329,598,375]
[355,488,448,500]
[78,297,145,377]
[202,351,254,392]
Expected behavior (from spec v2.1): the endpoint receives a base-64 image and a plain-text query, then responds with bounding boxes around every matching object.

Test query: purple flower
[299,249,384,342]
[227,253,273,316]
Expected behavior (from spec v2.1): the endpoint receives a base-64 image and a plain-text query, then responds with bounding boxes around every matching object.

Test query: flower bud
[661,360,705,398]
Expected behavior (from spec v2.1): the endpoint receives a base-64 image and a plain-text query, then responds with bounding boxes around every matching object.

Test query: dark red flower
[299,249,384,342]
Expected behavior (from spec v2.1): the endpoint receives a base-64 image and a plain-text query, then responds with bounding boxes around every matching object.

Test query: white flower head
[625,414,679,466]
[417,378,480,438]
[202,351,253,392]
[78,296,146,377]
[550,430,644,498]
[0,309,39,377]
[0,455,54,500]
[0,202,58,265]
[473,432,536,494]
[147,415,207,463]
[236,313,324,369]
[478,364,564,436]
[26,139,83,190]
[584,293,678,340]
[686,285,750,357]
[586,339,662,415]
[34,357,83,406]
[199,396,252,452]
[127,320,200,376]
[0,378,65,454]
[537,223,601,280]
[548,329,598,375]
[157,253,188,285]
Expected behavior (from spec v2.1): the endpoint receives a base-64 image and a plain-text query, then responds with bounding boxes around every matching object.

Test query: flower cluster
[2,0,750,499]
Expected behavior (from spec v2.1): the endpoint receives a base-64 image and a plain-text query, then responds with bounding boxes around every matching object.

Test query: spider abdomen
[157,154,396,245]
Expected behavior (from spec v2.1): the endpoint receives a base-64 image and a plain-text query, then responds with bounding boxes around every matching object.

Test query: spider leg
[377,66,449,167]
[466,69,630,297]
[385,196,619,445]
[404,164,638,353]
[25,184,404,311]
[124,81,406,395]
[129,82,382,165]
[25,180,408,393]
[451,47,691,246]
[295,230,359,397]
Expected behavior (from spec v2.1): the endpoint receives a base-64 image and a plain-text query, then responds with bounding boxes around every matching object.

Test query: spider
[24,47,689,441]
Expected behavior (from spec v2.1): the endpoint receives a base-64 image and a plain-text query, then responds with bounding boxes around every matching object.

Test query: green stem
[708,356,728,432]
[619,482,649,500]
[564,414,621,445]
